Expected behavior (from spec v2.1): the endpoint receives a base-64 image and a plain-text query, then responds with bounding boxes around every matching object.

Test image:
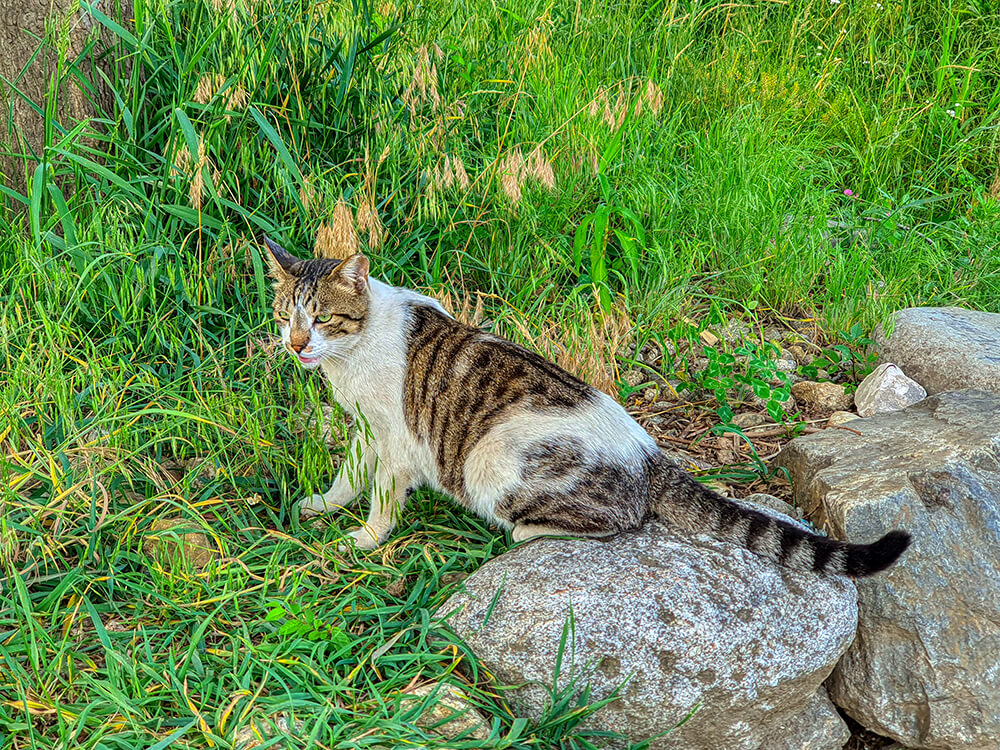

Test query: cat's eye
[315,313,333,324]
[277,310,290,320]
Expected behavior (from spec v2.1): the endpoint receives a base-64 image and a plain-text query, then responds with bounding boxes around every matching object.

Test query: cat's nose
[289,338,309,353]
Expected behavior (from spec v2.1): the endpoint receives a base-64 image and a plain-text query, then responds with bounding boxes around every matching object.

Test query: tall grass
[1,0,999,746]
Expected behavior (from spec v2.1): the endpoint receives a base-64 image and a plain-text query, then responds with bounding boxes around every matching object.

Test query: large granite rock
[439,522,857,750]
[874,307,1000,395]
[776,390,1000,749]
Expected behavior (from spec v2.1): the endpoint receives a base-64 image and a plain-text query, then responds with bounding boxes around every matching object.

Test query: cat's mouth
[296,353,321,368]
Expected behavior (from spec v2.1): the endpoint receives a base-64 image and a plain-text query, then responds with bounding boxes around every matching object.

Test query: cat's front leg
[345,459,413,550]
[297,433,374,517]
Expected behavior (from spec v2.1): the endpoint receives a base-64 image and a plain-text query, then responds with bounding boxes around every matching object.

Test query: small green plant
[682,340,794,425]
[572,122,647,313]
[266,599,352,648]
[800,324,878,384]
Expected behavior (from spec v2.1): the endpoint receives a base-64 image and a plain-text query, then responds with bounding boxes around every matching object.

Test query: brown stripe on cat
[403,305,594,494]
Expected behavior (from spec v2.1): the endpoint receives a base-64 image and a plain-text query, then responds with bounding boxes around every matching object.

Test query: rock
[718,319,752,343]
[439,523,857,750]
[761,688,851,750]
[786,344,814,367]
[142,518,217,569]
[775,390,1000,749]
[732,412,768,429]
[699,329,720,347]
[774,354,798,375]
[743,493,801,520]
[827,411,860,427]
[874,307,1000,395]
[854,363,926,417]
[401,682,491,742]
[763,326,802,345]
[639,341,667,368]
[234,713,305,749]
[622,369,646,388]
[791,381,854,414]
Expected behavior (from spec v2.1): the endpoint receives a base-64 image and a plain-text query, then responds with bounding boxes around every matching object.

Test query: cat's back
[401,302,656,499]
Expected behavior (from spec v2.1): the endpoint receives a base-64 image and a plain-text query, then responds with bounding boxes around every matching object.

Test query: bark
[1,0,132,199]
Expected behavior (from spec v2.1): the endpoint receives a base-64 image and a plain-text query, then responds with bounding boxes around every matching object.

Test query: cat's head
[261,237,370,369]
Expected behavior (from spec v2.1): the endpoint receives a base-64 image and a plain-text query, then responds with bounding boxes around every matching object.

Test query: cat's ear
[333,254,370,294]
[261,236,299,278]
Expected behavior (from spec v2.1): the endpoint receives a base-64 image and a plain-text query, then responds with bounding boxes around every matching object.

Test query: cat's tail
[650,463,910,577]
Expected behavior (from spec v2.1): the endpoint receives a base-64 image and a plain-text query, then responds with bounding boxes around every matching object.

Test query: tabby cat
[263,237,910,576]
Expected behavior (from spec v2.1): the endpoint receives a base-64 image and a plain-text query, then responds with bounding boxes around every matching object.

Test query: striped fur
[263,239,911,576]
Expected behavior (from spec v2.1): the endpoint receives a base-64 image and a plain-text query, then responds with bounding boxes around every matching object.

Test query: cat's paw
[296,494,343,518]
[338,527,380,552]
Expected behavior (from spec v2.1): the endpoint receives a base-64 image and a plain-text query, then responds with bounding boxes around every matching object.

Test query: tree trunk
[1,0,131,201]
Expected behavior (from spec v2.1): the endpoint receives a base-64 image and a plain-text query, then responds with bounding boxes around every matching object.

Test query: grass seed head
[499,148,525,204]
[527,146,555,190]
[356,199,385,250]
[451,155,471,190]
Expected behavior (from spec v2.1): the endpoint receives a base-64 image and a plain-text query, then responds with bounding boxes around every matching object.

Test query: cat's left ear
[333,254,370,294]
[261,236,299,278]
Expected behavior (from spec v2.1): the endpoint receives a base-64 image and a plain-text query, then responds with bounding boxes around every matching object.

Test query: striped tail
[651,464,911,577]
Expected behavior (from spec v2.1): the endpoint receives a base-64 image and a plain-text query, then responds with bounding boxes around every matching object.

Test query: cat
[262,237,910,577]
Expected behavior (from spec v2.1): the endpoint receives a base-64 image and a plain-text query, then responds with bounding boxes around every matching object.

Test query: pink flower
[843,189,854,196]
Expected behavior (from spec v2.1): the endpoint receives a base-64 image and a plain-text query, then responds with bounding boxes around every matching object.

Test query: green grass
[1,0,999,746]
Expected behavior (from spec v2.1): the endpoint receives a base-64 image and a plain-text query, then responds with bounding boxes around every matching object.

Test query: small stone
[640,341,664,368]
[718,319,752,343]
[649,400,676,412]
[386,578,407,597]
[790,381,854,414]
[716,446,737,465]
[763,326,787,343]
[854,363,926,417]
[622,369,646,388]
[732,412,768,429]
[143,518,217,569]
[689,356,710,374]
[440,571,467,588]
[786,344,813,367]
[234,712,305,749]
[402,682,491,742]
[827,411,860,427]
[642,386,657,402]
[775,355,798,373]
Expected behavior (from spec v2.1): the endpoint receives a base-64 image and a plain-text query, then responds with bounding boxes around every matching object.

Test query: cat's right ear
[261,236,299,279]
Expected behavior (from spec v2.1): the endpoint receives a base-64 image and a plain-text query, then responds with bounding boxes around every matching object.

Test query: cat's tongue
[298,353,320,367]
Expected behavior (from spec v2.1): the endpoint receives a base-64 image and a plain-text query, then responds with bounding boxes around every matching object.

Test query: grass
[1,0,999,746]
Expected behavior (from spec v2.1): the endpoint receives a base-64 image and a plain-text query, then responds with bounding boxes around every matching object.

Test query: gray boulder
[438,523,857,750]
[874,307,1000,395]
[776,390,1000,749]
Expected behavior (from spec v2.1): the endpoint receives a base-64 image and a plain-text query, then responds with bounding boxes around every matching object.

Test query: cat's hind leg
[512,523,617,543]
